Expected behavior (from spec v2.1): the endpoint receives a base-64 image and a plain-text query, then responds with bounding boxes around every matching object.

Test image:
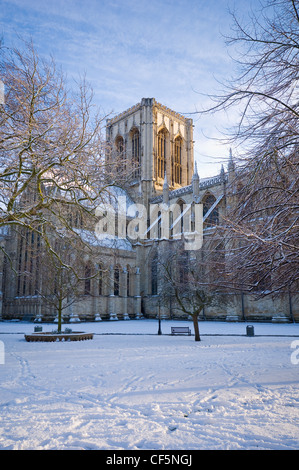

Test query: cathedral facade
[0,98,297,323]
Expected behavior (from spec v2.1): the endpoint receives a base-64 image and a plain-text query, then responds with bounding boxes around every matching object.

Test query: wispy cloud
[0,0,259,176]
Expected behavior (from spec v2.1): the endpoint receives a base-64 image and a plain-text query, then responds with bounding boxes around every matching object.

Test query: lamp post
[158,299,162,335]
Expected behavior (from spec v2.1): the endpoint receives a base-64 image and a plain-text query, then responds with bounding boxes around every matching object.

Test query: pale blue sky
[0,0,260,177]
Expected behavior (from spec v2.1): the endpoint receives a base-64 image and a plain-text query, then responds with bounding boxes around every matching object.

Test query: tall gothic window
[179,250,189,284]
[131,129,140,178]
[115,136,125,172]
[203,193,219,226]
[127,266,131,296]
[178,200,184,234]
[17,233,24,296]
[173,137,182,184]
[17,228,40,297]
[157,211,162,239]
[151,251,158,295]
[114,266,120,296]
[84,262,91,295]
[98,263,103,296]
[115,136,124,156]
[157,130,166,179]
[191,202,195,232]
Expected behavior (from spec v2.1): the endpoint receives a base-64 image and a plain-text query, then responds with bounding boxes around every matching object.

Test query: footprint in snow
[168,425,177,432]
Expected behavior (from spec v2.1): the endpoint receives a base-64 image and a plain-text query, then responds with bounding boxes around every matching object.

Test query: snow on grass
[0,319,298,450]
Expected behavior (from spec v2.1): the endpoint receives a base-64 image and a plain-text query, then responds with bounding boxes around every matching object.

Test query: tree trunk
[58,299,62,333]
[192,314,201,341]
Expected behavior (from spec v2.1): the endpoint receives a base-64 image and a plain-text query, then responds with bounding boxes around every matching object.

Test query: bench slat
[171,327,191,335]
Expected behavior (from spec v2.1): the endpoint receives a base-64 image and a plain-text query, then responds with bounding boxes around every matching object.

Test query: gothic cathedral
[0,98,297,322]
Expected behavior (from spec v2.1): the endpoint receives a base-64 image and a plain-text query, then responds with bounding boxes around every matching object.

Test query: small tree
[38,235,95,333]
[157,240,227,341]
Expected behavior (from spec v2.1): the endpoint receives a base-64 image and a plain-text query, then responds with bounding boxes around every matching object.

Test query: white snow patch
[0,320,298,450]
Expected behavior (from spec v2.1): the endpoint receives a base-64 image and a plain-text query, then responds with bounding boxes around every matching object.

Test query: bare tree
[0,39,134,264]
[36,234,97,333]
[157,240,228,341]
[201,0,299,296]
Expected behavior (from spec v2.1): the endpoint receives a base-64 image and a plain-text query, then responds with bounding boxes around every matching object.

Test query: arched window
[127,266,131,296]
[84,262,92,295]
[115,136,124,156]
[75,211,83,228]
[157,130,166,179]
[17,228,41,297]
[98,263,103,296]
[178,200,185,234]
[179,250,189,284]
[157,211,162,239]
[169,210,174,238]
[191,202,195,232]
[17,233,24,297]
[115,136,125,172]
[114,266,120,296]
[173,137,182,185]
[131,129,140,178]
[151,251,158,295]
[203,193,219,226]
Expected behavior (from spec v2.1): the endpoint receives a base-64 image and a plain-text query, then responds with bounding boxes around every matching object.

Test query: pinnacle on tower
[228,148,235,172]
[192,161,199,179]
[220,164,225,180]
[163,170,169,204]
[192,161,199,197]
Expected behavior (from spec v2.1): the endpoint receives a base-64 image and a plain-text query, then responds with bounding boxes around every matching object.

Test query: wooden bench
[171,326,191,336]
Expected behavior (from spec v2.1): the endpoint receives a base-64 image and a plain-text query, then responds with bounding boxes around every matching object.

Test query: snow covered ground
[0,319,298,450]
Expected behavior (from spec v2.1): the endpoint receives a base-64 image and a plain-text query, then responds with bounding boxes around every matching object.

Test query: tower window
[115,136,125,172]
[173,137,182,184]
[131,129,140,178]
[151,254,158,295]
[157,130,166,179]
[84,263,91,295]
[115,136,124,156]
[114,266,120,296]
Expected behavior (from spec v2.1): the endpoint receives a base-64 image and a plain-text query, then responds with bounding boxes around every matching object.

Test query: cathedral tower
[106,98,194,208]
